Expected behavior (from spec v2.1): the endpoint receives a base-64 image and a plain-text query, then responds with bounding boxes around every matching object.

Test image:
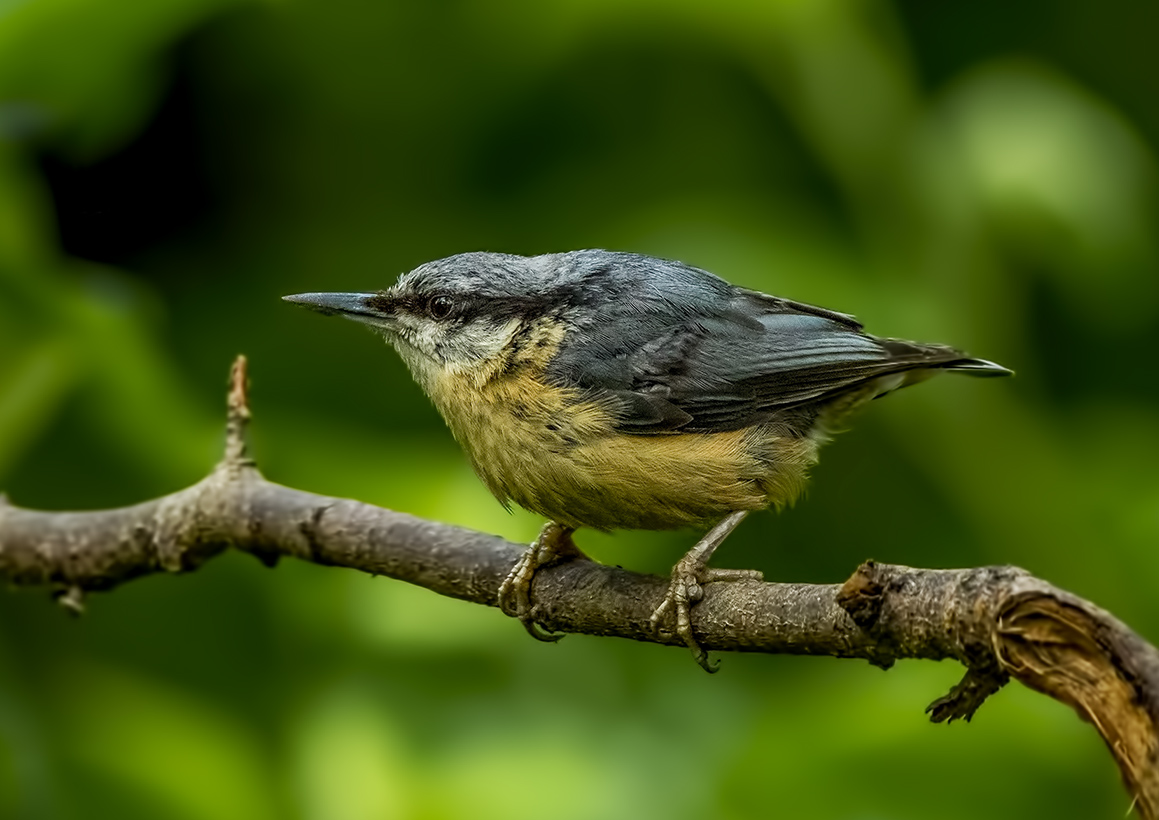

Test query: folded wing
[548,288,1008,434]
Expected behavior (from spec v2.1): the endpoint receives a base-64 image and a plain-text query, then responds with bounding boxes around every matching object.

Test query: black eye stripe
[402,289,576,324]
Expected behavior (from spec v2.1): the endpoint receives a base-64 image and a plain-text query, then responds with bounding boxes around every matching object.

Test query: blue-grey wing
[548,288,970,434]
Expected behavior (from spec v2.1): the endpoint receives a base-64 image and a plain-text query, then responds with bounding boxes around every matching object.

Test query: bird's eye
[428,295,454,319]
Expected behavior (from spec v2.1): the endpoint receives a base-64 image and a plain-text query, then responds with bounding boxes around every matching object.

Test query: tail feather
[878,339,1013,378]
[934,357,1014,377]
[813,343,1011,433]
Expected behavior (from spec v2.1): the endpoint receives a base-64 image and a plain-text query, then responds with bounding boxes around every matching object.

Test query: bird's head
[283,252,582,388]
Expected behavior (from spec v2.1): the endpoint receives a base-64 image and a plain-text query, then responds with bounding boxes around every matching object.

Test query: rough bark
[1,357,1154,814]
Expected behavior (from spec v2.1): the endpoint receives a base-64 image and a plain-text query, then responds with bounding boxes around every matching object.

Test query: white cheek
[412,323,445,357]
[386,317,521,385]
[449,319,520,362]
[389,334,441,391]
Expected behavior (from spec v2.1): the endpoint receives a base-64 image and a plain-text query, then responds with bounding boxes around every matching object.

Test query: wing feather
[546,285,977,434]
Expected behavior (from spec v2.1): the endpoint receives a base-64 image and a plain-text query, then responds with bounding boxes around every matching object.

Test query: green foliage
[1,0,1155,816]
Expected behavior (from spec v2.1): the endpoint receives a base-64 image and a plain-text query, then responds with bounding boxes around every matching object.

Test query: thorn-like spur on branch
[0,356,1155,815]
[222,354,252,467]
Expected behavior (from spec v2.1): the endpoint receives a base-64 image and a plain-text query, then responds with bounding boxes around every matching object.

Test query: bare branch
[0,356,1154,814]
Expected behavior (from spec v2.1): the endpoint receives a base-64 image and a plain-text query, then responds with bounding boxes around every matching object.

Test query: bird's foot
[498,521,584,642]
[650,555,762,673]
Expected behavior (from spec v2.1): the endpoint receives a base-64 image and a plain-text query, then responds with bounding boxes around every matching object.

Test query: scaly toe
[497,555,534,618]
[498,522,581,643]
[650,571,718,672]
[651,566,764,672]
[649,596,673,637]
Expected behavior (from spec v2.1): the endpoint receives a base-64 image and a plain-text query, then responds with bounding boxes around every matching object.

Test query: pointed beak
[282,292,389,325]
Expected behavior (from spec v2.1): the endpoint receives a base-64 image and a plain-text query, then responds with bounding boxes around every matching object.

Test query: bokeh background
[1,0,1157,817]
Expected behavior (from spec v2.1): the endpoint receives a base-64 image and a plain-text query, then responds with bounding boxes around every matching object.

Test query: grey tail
[934,357,1014,377]
[878,339,1013,378]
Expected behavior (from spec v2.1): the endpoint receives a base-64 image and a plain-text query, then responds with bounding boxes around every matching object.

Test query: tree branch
[1,356,1155,814]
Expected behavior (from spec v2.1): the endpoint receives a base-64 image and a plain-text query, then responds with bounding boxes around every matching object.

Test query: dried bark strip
[0,357,1154,814]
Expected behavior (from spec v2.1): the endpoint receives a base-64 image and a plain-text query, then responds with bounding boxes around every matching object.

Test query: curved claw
[521,618,564,643]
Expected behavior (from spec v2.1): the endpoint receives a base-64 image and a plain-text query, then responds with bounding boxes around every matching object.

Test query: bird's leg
[650,510,760,672]
[499,521,586,642]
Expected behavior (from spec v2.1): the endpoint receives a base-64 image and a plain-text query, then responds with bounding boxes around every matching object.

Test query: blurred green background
[1,0,1156,817]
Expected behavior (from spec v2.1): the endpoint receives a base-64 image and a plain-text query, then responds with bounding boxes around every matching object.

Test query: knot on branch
[836,560,886,628]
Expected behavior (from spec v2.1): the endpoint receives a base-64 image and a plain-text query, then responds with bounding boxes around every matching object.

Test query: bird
[284,249,1011,670]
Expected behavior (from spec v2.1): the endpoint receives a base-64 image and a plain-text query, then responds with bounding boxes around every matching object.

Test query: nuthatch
[285,250,1010,670]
